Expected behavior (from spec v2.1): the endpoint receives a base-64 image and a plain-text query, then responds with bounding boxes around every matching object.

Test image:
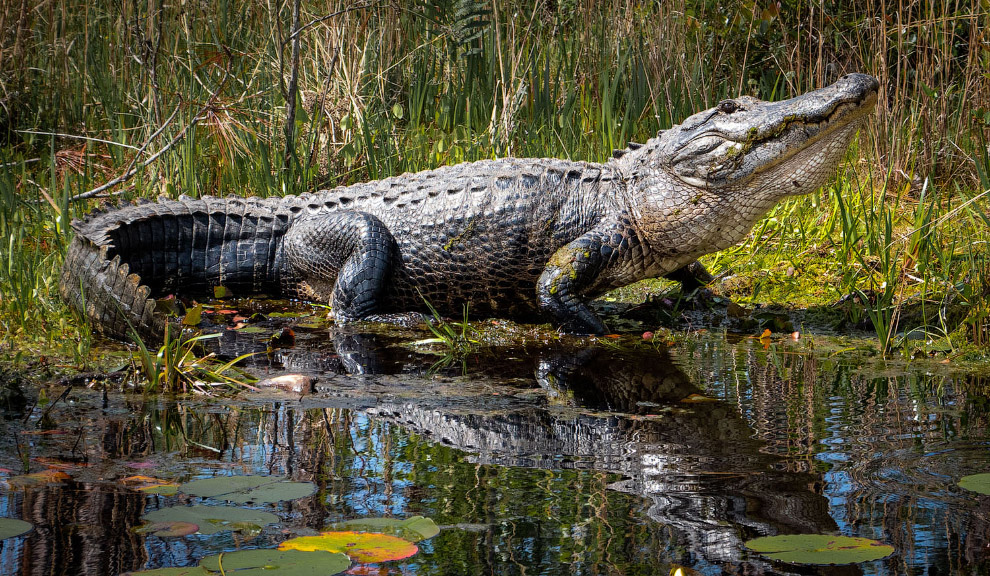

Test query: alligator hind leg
[282,211,397,321]
[662,260,714,292]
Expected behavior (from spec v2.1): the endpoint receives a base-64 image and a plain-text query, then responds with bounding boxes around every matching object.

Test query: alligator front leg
[282,211,397,321]
[537,231,614,335]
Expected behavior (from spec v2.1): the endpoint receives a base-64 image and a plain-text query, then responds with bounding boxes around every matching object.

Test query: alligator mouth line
[742,91,878,173]
[752,92,877,148]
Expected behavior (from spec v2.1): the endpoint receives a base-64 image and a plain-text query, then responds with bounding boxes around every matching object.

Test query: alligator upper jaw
[747,89,878,173]
[666,74,879,187]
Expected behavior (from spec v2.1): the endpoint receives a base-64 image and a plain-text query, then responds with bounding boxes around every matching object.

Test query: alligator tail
[59,195,299,343]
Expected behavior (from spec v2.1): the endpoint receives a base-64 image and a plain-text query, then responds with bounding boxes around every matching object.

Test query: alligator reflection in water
[279,331,843,572]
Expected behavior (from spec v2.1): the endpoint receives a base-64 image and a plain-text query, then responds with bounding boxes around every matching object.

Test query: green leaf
[330,516,440,542]
[959,473,990,494]
[142,505,279,536]
[135,521,199,538]
[199,549,349,576]
[121,567,211,576]
[391,103,404,119]
[213,286,231,299]
[0,518,33,540]
[180,475,316,504]
[280,531,419,563]
[182,305,204,326]
[745,534,894,565]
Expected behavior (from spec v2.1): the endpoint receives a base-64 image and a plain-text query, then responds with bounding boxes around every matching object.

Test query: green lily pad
[135,521,199,538]
[122,567,211,576]
[0,518,33,540]
[959,473,990,495]
[745,534,894,565]
[330,516,440,542]
[180,475,316,504]
[280,531,419,563]
[199,549,349,576]
[142,505,279,536]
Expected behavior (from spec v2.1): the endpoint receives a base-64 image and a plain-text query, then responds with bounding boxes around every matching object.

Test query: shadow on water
[2,317,990,575]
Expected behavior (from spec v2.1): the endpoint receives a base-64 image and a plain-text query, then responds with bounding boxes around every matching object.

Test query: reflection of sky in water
[0,335,989,574]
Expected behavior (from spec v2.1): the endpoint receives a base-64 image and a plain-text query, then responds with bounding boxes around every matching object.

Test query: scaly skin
[60,74,878,341]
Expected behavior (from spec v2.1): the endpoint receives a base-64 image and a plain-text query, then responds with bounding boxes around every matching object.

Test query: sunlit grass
[0,0,987,359]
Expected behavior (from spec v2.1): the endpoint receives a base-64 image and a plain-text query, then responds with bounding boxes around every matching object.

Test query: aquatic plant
[130,325,255,394]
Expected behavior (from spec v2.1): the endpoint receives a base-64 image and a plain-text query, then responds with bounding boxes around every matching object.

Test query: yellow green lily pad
[280,531,419,563]
[180,475,316,504]
[958,473,990,495]
[199,549,349,576]
[330,516,440,542]
[745,534,894,565]
[0,518,33,540]
[141,505,278,536]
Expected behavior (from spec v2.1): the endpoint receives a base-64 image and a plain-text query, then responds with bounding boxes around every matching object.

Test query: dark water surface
[1,318,989,575]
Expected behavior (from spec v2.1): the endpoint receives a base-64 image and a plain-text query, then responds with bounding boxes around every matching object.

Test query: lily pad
[5,470,70,487]
[136,521,199,538]
[745,534,894,565]
[958,473,990,495]
[122,567,210,576]
[330,516,440,543]
[180,475,316,504]
[199,549,349,576]
[280,531,419,563]
[0,518,33,540]
[142,505,279,536]
[123,475,180,496]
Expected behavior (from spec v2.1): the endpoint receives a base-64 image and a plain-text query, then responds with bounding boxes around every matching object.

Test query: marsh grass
[0,0,988,358]
[130,326,256,395]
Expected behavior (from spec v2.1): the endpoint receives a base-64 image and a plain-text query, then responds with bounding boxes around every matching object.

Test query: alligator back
[60,158,619,342]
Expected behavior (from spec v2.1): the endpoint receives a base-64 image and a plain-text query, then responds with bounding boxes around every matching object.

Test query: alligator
[60,74,878,342]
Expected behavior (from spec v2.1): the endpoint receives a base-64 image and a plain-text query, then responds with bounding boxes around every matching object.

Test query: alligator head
[621,73,879,255]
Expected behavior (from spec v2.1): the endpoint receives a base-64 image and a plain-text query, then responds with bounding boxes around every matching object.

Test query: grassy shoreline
[1,0,988,365]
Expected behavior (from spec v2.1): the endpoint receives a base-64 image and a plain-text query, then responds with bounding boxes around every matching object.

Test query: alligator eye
[717,100,739,114]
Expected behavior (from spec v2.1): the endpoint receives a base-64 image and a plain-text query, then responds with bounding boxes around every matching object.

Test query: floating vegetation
[279,531,420,563]
[4,470,70,487]
[958,473,990,495]
[199,549,349,576]
[140,505,279,536]
[745,534,894,565]
[122,475,180,496]
[0,518,33,540]
[179,475,316,504]
[330,516,440,543]
[136,521,200,538]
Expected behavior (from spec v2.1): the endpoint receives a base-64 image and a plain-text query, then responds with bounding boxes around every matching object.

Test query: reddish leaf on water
[280,531,419,563]
[127,461,157,469]
[32,457,88,470]
[5,470,70,487]
[122,475,180,495]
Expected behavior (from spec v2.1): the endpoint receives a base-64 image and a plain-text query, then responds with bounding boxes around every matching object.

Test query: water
[1,319,989,575]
